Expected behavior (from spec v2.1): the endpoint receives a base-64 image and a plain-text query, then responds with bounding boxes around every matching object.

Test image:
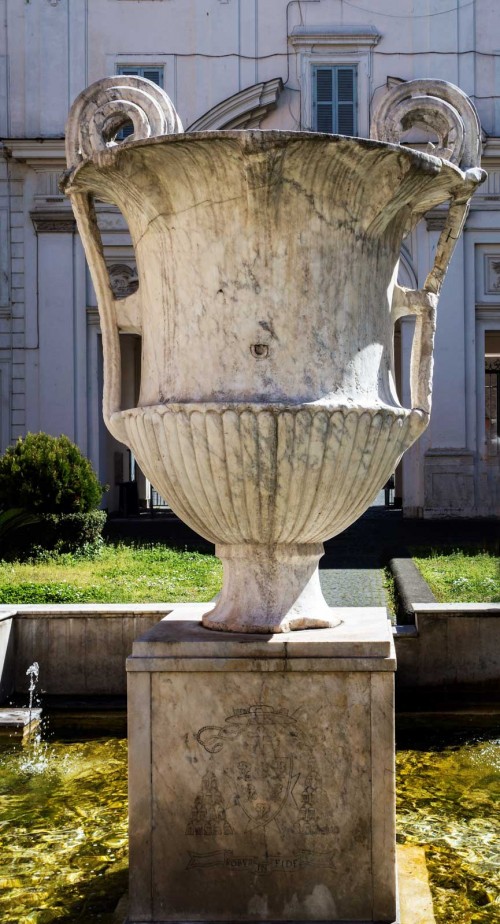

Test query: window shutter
[312,65,357,136]
[315,68,334,133]
[117,66,163,87]
[118,66,142,84]
[142,68,163,87]
[336,67,356,135]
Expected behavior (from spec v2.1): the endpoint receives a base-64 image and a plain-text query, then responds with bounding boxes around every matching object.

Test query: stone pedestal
[126,604,397,924]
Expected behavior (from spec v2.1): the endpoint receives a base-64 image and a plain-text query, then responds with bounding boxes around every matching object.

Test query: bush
[0,434,107,559]
[0,432,104,513]
[16,510,107,558]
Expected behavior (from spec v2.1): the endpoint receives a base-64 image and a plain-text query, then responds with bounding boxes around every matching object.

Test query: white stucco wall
[0,0,499,516]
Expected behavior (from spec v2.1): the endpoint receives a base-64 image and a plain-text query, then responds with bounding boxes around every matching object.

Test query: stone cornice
[483,136,500,158]
[4,138,65,166]
[424,209,448,231]
[289,25,381,49]
[31,209,76,233]
[187,79,283,131]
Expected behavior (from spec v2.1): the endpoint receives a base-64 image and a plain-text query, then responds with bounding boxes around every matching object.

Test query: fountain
[0,660,42,740]
[62,77,484,923]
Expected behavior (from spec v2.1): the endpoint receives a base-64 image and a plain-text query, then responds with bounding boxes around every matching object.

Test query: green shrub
[0,434,107,559]
[22,510,107,556]
[0,432,104,514]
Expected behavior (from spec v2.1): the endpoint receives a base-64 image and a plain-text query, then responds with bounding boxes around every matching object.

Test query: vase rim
[112,400,426,419]
[62,128,471,190]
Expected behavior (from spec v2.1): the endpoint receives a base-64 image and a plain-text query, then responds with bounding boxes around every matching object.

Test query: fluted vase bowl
[62,76,484,632]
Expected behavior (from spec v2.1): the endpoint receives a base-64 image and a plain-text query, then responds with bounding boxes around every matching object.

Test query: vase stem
[202,543,342,634]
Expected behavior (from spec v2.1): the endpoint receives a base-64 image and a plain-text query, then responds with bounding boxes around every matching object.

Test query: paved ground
[319,490,389,608]
[319,566,388,607]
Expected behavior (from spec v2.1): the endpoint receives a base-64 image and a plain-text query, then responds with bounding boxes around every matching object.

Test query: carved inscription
[185,704,335,873]
[187,848,336,872]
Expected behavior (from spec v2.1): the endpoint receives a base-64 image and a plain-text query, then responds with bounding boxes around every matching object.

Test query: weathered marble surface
[130,603,394,661]
[370,78,482,170]
[63,78,484,633]
[127,606,396,923]
[397,845,436,924]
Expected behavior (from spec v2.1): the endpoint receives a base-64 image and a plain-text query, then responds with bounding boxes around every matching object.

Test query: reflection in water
[0,720,498,923]
[397,727,500,923]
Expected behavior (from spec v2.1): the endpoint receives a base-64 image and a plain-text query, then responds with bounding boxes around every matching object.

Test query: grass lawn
[0,542,223,604]
[412,549,499,603]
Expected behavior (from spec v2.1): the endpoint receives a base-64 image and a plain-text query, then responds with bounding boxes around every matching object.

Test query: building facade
[0,0,499,517]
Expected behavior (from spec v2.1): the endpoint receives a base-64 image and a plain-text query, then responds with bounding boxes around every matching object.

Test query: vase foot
[202,543,343,634]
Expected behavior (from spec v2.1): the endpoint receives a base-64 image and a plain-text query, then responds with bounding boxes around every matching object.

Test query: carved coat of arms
[186,704,333,839]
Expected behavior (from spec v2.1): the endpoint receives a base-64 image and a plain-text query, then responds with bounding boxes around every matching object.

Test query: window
[117,65,163,86]
[485,330,500,454]
[116,66,164,139]
[312,66,357,135]
[289,26,379,135]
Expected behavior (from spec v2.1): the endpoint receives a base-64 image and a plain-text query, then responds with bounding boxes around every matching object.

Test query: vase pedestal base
[126,603,397,923]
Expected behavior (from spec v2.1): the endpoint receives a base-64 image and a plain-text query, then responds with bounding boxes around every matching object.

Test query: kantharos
[62,76,484,632]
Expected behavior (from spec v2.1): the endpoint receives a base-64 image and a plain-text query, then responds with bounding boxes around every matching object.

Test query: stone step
[0,707,42,738]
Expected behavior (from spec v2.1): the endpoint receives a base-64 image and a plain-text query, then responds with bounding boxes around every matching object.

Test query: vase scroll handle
[63,76,183,439]
[392,190,477,416]
[371,78,485,416]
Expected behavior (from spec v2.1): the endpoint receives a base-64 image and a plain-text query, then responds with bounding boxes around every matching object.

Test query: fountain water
[26,661,39,727]
[0,713,128,922]
[18,660,51,774]
[0,717,498,922]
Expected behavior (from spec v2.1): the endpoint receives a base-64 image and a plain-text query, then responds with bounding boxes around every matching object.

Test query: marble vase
[62,76,484,633]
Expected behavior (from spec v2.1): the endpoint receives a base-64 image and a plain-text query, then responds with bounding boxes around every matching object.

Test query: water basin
[0,713,498,923]
[0,713,128,923]
[397,716,500,923]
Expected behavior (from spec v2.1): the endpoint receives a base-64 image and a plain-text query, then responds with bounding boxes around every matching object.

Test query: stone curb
[389,557,436,625]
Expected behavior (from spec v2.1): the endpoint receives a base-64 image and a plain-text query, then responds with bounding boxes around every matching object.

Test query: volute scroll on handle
[63,77,183,439]
[371,78,486,417]
[64,74,183,169]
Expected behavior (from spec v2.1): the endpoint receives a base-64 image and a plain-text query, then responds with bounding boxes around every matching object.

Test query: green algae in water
[0,730,128,924]
[1,719,499,923]
[397,729,500,923]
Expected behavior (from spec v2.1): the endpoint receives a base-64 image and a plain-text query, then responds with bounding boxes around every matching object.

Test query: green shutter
[312,65,357,136]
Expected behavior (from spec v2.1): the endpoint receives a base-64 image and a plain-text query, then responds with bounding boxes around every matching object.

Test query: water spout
[20,661,47,773]
[26,661,39,729]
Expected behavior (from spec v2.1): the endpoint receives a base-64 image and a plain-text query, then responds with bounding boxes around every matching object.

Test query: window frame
[476,313,500,457]
[107,53,171,90]
[289,27,380,136]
